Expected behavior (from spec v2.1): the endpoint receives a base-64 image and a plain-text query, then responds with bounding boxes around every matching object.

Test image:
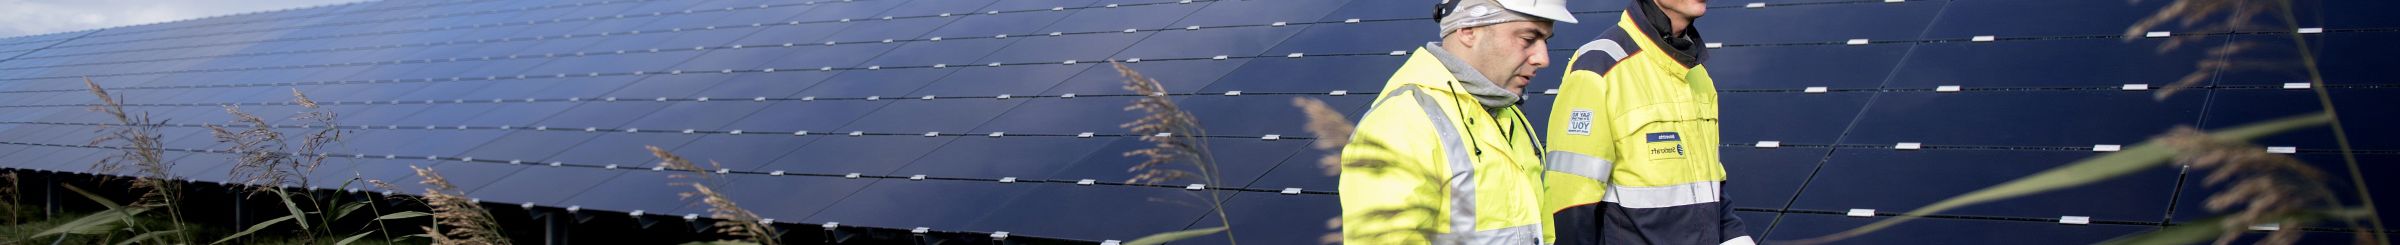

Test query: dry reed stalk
[82,77,193,243]
[409,165,510,245]
[647,146,778,245]
[1114,61,1238,243]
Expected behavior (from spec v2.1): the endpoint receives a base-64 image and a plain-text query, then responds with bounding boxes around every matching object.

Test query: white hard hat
[1493,0,1578,23]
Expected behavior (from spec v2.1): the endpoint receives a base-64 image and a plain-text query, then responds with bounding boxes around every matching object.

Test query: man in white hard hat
[1542,0,1757,244]
[1338,0,1574,243]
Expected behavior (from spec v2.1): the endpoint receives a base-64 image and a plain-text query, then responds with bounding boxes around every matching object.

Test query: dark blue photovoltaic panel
[1843,91,2205,146]
[1721,147,1831,209]
[1719,92,1872,144]
[891,136,1117,178]
[1200,56,1402,92]
[1046,59,1247,94]
[1696,0,1942,44]
[1767,214,2154,243]
[1706,45,1912,90]
[961,184,1221,241]
[1175,193,1341,244]
[2217,32,2400,86]
[5,0,2399,243]
[2174,154,2399,227]
[1174,0,1349,27]
[2199,89,2400,150]
[800,180,1039,230]
[1921,0,2180,38]
[1889,38,2218,88]
[1794,150,2181,221]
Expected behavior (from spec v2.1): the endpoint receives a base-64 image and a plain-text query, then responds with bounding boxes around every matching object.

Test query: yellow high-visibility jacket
[1341,45,1550,244]
[1541,1,1753,244]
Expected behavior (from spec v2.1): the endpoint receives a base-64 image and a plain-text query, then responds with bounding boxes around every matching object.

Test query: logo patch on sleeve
[1565,109,1595,135]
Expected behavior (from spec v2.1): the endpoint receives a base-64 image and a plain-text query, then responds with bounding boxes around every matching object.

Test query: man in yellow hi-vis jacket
[1339,0,1576,244]
[1542,0,1753,244]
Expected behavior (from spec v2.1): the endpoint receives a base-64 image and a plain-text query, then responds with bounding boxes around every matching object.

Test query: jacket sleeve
[1719,188,1756,245]
[1542,39,1626,245]
[1339,91,1449,244]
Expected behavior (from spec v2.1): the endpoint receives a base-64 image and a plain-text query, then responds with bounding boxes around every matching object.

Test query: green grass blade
[32,207,150,237]
[375,211,430,220]
[210,215,295,244]
[1800,112,2332,243]
[335,232,373,245]
[59,184,121,210]
[113,230,180,245]
[1126,226,1228,245]
[274,189,310,230]
[333,201,366,220]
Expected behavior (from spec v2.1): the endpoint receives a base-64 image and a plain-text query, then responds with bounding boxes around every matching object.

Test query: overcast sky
[1,0,360,38]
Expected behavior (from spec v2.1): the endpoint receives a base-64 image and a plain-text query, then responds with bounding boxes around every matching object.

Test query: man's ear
[1452,27,1479,49]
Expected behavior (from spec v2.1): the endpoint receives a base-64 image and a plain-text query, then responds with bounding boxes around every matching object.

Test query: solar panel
[1,0,2393,243]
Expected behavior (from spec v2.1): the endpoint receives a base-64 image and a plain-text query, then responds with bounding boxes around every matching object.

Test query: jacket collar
[1421,43,1522,109]
[1628,0,1707,68]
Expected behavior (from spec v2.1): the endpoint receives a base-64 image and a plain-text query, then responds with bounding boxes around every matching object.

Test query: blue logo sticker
[1646,132,1680,142]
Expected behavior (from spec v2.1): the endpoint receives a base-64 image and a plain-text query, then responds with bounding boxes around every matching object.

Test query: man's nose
[1527,42,1551,68]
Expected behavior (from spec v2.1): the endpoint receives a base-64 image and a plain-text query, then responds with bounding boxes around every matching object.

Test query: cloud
[0,0,359,38]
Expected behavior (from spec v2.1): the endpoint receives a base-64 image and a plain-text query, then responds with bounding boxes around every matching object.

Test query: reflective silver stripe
[1601,181,1723,209]
[1543,150,1612,181]
[1575,39,1629,61]
[1431,224,1542,245]
[1386,85,1480,236]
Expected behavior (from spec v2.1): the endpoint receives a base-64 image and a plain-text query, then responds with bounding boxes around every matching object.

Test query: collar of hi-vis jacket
[1419,42,1520,109]
[1628,0,1708,68]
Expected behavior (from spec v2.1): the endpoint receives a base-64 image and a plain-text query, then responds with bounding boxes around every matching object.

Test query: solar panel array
[0,0,2393,243]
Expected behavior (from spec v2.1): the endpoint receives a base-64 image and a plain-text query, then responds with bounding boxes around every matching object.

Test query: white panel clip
[2122,84,2150,91]
[989,132,1006,137]
[1755,141,1782,148]
[1805,87,1830,93]
[1704,42,1723,48]
[1847,209,1877,217]
[1078,179,1096,185]
[1282,188,1304,194]
[1287,53,1305,58]
[1935,85,1962,92]
[1262,135,1282,141]
[924,132,940,137]
[2059,216,2091,225]
[1330,90,1349,96]
[1224,91,1242,96]
[1895,142,1923,150]
[1185,184,1206,190]
[1745,2,1767,8]
[1389,50,1408,56]
[845,173,861,179]
[2283,82,2311,89]
[909,174,926,180]
[2093,144,2123,152]
[2267,146,2297,154]
[2145,31,2171,38]
[849,131,865,137]
[1846,39,1871,45]
[1078,132,1096,138]
[2298,27,2324,34]
[999,177,1017,183]
[1972,35,1996,42]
